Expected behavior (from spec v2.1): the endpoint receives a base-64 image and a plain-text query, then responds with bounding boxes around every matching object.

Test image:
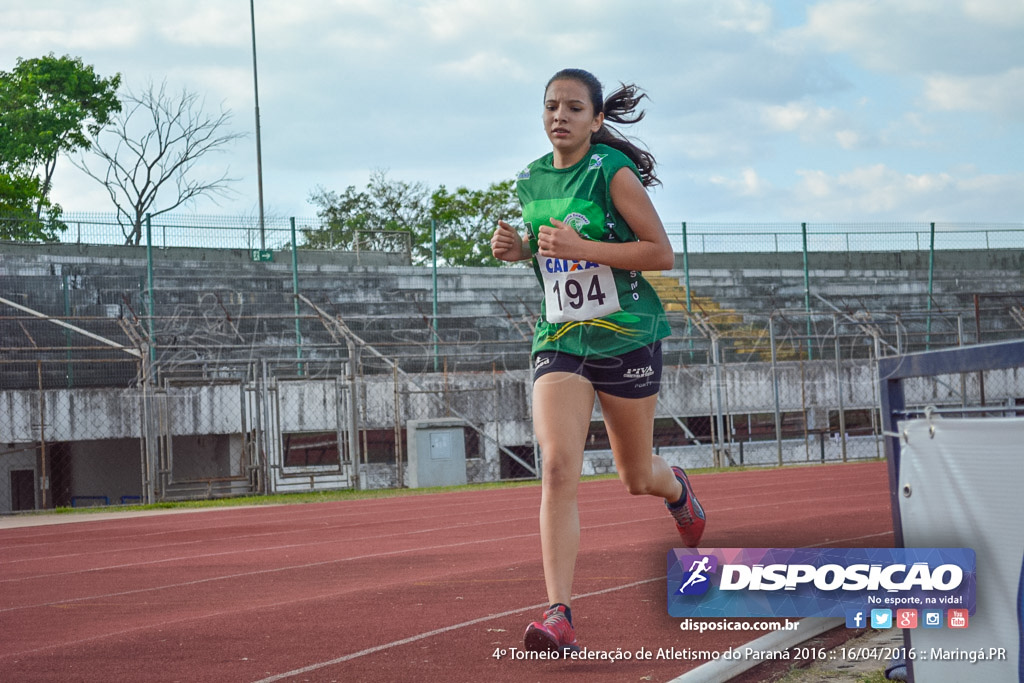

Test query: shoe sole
[524,625,580,654]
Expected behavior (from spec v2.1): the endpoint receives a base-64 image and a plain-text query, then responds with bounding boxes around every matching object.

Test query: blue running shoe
[667,466,706,547]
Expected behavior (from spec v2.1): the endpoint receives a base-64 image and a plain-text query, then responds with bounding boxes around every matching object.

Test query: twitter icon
[871,609,893,629]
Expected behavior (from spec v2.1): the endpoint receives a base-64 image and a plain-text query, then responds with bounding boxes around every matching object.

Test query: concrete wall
[2,359,1021,511]
[69,439,142,504]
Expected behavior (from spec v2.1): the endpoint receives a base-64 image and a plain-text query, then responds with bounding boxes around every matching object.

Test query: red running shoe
[524,605,580,654]
[667,466,706,547]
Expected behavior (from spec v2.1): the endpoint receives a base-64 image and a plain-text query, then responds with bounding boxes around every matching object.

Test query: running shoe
[667,466,706,547]
[524,605,580,653]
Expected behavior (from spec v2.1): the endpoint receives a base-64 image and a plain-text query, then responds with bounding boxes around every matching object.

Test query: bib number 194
[540,258,621,324]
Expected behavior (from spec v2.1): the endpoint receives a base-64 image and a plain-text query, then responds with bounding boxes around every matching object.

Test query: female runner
[491,68,706,653]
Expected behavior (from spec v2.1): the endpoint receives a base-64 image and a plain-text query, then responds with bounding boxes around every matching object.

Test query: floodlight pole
[249,0,266,250]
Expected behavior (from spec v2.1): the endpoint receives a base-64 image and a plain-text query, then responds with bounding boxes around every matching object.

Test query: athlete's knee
[618,469,655,496]
[541,453,581,492]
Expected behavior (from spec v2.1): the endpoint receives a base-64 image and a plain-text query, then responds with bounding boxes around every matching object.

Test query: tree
[305,172,522,267]
[0,172,64,240]
[428,179,521,266]
[0,53,120,237]
[74,80,244,245]
[305,170,431,254]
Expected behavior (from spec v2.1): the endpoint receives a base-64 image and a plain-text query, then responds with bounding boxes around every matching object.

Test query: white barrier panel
[897,416,1023,682]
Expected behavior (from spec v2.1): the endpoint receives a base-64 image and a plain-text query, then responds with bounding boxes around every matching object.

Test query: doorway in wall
[10,470,35,511]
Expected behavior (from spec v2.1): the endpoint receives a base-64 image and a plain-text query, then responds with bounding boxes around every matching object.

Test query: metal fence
[672,221,1024,254]
[6,307,1022,512]
[26,213,1024,255]
[2,214,1024,512]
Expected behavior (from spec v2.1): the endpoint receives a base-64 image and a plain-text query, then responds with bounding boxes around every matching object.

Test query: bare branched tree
[74,80,245,245]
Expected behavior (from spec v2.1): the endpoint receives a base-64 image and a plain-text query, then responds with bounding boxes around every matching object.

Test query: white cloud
[924,67,1024,119]
[157,6,249,47]
[785,164,1023,220]
[760,100,871,150]
[710,168,769,197]
[834,130,859,150]
[0,8,143,52]
[962,0,1024,25]
[709,0,773,34]
[437,52,529,82]
[795,0,1024,75]
[796,164,953,212]
[762,101,841,133]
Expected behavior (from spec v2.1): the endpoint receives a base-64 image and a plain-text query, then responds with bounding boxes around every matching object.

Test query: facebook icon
[845,610,866,629]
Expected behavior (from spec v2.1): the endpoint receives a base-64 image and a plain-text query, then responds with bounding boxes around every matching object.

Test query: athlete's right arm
[491,220,532,262]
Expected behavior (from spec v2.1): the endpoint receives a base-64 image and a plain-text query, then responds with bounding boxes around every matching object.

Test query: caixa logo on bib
[667,548,976,619]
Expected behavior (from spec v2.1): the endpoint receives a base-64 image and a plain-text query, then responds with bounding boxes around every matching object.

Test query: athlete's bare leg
[598,391,683,502]
[532,371,595,608]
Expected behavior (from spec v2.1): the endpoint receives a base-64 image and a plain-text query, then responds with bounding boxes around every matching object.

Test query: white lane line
[251,578,663,683]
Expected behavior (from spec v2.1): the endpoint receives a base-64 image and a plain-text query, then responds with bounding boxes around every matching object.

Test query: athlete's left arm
[535,167,674,271]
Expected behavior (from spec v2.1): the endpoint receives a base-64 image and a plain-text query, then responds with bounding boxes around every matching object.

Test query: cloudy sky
[2,0,1022,224]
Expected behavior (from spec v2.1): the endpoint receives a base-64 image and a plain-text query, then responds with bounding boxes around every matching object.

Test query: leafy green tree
[305,172,522,266]
[0,172,64,240]
[428,179,521,266]
[305,170,431,254]
[0,53,121,233]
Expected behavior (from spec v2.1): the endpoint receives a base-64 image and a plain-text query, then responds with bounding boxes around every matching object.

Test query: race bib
[538,256,621,323]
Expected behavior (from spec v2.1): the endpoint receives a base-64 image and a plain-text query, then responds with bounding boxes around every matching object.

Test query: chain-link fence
[4,309,1017,513]
[2,216,1023,512]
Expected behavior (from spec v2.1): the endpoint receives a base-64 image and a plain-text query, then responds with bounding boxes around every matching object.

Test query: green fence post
[290,217,303,376]
[926,221,935,351]
[682,221,693,360]
[145,214,156,367]
[802,222,813,360]
[62,274,73,387]
[432,219,439,372]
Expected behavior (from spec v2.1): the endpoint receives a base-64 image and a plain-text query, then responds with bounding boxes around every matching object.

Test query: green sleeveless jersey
[515,144,671,358]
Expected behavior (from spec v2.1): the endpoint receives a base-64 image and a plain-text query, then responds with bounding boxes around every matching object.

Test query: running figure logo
[676,555,717,596]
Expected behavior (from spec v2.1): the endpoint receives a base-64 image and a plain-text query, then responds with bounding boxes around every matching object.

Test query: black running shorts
[532,341,663,398]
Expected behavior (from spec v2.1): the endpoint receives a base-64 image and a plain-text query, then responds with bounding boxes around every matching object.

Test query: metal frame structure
[877,338,1024,683]
[878,338,1024,547]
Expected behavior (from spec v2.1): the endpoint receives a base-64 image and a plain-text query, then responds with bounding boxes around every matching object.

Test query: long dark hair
[545,68,660,188]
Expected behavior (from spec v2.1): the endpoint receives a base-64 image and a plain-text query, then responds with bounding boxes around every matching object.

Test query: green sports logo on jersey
[588,154,607,170]
[563,212,590,230]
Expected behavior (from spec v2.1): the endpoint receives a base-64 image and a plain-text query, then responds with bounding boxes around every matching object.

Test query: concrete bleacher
[0,242,542,387]
[654,249,1024,360]
[2,242,1022,389]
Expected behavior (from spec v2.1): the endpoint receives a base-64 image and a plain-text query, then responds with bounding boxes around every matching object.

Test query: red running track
[0,461,892,682]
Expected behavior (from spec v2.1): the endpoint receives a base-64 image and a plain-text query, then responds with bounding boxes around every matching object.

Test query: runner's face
[543,79,604,163]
